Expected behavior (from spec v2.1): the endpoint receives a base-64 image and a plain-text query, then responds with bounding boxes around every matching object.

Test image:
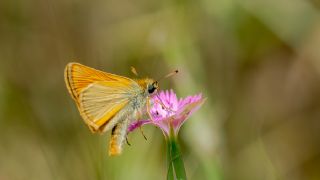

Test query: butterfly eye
[148,84,156,94]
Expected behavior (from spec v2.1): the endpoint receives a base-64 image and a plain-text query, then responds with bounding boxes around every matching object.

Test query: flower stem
[167,139,175,180]
[166,126,187,180]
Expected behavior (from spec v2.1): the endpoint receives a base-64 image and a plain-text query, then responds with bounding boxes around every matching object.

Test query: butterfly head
[147,80,159,95]
[136,78,159,95]
[137,69,178,96]
[147,69,178,95]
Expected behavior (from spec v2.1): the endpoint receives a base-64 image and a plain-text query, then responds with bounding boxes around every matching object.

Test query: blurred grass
[1,0,320,179]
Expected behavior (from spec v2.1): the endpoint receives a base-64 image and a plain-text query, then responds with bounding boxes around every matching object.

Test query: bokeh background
[1,0,320,179]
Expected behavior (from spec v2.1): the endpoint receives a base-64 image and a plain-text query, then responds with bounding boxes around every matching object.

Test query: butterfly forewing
[64,63,142,132]
[65,63,133,100]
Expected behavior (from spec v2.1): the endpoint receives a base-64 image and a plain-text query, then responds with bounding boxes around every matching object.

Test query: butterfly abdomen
[109,120,129,156]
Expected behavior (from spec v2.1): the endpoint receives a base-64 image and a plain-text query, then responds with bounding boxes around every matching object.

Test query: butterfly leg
[139,126,147,140]
[136,110,148,140]
[126,136,131,146]
[146,97,155,122]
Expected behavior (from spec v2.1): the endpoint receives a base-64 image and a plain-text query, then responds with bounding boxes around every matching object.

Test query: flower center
[151,99,177,120]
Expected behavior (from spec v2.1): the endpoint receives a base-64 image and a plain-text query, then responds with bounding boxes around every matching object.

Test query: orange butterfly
[64,62,176,156]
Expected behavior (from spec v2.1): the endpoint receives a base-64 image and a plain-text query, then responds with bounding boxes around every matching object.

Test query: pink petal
[128,90,205,137]
[128,120,151,132]
[174,97,206,133]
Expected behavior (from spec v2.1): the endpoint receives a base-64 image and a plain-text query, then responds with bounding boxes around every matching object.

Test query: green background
[1,0,320,179]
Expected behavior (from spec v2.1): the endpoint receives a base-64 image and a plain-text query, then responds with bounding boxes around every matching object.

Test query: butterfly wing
[64,63,141,132]
[65,63,134,101]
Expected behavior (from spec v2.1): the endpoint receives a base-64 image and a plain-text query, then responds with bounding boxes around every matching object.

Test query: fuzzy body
[107,80,150,156]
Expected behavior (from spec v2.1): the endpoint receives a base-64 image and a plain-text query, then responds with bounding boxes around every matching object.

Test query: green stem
[167,138,175,180]
[166,126,187,180]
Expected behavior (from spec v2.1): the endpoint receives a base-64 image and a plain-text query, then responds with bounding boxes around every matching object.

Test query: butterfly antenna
[131,66,139,77]
[155,69,178,83]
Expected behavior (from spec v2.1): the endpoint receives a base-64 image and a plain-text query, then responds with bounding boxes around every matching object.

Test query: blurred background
[1,0,320,179]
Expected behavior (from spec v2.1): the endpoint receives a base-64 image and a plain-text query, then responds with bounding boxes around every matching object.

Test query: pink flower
[128,90,205,137]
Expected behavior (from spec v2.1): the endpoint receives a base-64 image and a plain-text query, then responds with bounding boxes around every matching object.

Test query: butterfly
[64,62,177,156]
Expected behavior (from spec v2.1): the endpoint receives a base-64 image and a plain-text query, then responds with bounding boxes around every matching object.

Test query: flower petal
[174,97,206,134]
[127,90,205,137]
[127,120,151,132]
